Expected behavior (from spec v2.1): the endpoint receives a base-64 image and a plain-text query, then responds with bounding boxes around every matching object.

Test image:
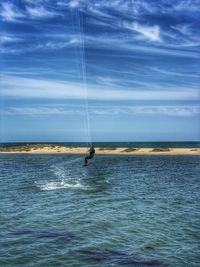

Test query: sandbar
[0,145,199,155]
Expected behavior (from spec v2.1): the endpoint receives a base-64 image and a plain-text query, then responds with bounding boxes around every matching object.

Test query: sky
[0,0,200,142]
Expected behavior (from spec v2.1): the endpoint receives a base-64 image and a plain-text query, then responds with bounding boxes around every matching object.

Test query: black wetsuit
[85,147,95,164]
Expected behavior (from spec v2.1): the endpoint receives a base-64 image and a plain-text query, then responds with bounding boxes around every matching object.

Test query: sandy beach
[0,145,199,155]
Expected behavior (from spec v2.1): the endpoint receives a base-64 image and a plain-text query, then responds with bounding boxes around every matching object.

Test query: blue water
[0,154,199,266]
[1,141,200,148]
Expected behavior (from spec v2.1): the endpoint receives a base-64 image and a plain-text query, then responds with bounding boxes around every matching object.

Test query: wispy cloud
[1,2,25,22]
[171,23,192,36]
[0,37,80,54]
[150,67,199,78]
[124,21,161,42]
[2,107,83,116]
[0,35,22,44]
[1,1,60,22]
[128,105,200,117]
[91,105,200,117]
[68,0,82,8]
[36,38,79,49]
[1,75,199,101]
[174,0,200,12]
[1,31,199,58]
[82,0,199,48]
[2,105,200,117]
[26,5,58,18]
[85,0,149,16]
[1,0,199,57]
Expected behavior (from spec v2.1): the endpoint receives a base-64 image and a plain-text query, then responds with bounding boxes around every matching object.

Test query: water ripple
[0,154,199,267]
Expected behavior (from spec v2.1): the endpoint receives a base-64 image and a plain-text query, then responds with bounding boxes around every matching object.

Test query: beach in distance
[0,143,200,155]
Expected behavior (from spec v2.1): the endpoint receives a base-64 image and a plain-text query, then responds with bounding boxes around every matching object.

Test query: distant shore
[0,145,199,155]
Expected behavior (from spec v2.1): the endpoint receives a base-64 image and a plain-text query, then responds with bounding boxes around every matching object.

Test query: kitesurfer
[85,147,95,165]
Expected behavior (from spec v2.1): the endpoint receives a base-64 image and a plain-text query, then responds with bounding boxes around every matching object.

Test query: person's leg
[85,155,93,164]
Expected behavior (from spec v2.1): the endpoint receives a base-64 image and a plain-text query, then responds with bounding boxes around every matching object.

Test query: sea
[0,142,199,267]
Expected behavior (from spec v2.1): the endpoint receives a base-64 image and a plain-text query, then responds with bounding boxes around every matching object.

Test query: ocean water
[0,154,199,267]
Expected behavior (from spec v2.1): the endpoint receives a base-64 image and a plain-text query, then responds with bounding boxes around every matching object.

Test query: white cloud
[1,75,198,101]
[0,1,59,22]
[0,35,22,44]
[0,38,79,54]
[1,2,25,22]
[95,76,120,87]
[174,0,200,12]
[128,106,200,117]
[87,5,113,19]
[91,105,200,117]
[36,38,79,49]
[150,67,199,78]
[124,21,161,42]
[87,0,144,15]
[56,1,68,7]
[2,107,83,116]
[0,32,198,59]
[68,0,81,8]
[26,5,57,18]
[2,105,200,117]
[84,34,199,59]
[24,0,46,3]
[171,23,192,36]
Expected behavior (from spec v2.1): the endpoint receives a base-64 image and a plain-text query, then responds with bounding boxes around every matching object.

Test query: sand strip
[0,146,200,155]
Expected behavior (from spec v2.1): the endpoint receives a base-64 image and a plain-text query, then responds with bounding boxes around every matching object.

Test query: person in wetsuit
[85,146,95,165]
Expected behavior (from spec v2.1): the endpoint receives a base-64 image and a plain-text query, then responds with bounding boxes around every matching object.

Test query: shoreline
[0,146,199,155]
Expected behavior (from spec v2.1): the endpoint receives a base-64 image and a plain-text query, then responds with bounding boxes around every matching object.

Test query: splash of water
[35,157,89,191]
[35,180,86,191]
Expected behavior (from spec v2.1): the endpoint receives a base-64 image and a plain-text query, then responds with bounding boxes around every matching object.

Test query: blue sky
[0,0,200,142]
